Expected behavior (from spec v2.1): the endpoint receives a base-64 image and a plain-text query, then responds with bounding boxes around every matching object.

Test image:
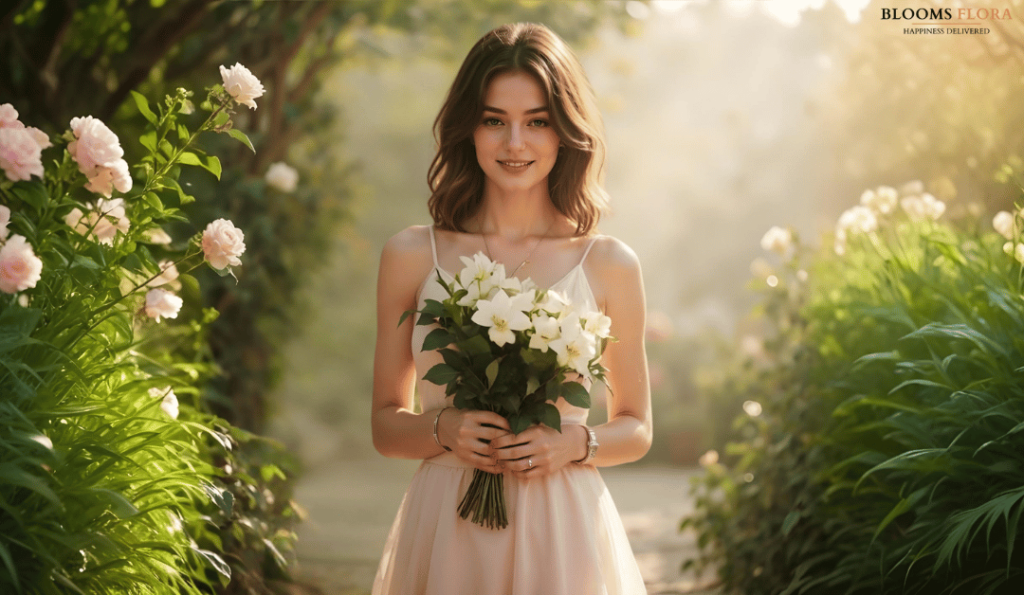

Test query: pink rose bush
[65,197,131,246]
[68,116,133,197]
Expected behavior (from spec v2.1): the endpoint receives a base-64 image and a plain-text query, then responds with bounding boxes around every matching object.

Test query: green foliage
[0,80,288,593]
[684,186,1024,595]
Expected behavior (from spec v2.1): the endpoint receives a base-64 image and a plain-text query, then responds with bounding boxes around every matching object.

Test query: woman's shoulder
[380,225,435,274]
[585,233,641,273]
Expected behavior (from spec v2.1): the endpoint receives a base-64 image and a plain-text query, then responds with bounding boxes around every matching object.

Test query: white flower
[743,400,763,417]
[161,392,179,419]
[457,252,503,307]
[860,186,898,215]
[548,312,598,378]
[759,226,792,255]
[471,289,533,347]
[833,229,847,256]
[698,449,719,467]
[65,198,130,245]
[993,211,1016,240]
[528,313,561,352]
[142,227,173,245]
[581,311,612,338]
[201,218,246,270]
[0,205,9,241]
[901,193,945,221]
[1017,244,1024,264]
[0,234,43,294]
[145,259,180,289]
[836,205,878,235]
[0,127,45,181]
[17,294,29,307]
[219,62,265,110]
[145,288,183,322]
[535,289,569,317]
[30,434,53,450]
[265,161,298,192]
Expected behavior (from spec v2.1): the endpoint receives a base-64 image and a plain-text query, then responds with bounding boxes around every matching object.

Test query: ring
[528,458,533,468]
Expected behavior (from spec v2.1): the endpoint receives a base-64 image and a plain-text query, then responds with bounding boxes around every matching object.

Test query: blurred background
[6,0,1022,593]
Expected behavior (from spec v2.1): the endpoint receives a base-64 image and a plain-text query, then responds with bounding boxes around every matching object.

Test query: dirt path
[289,458,718,594]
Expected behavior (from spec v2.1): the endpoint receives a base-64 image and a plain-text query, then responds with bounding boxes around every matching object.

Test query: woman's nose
[506,125,525,150]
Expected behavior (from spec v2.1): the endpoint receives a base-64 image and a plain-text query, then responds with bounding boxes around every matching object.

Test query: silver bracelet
[433,407,452,452]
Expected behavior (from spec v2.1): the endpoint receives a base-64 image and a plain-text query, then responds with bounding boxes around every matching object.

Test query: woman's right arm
[370,227,508,471]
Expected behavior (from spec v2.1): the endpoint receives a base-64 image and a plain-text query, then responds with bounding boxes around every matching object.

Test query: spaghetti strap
[427,226,440,269]
[578,234,601,266]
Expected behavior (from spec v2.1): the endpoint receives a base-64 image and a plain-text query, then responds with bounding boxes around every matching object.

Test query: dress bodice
[411,226,602,428]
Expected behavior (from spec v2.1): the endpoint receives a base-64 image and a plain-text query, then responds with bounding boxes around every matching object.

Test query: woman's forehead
[481,71,548,112]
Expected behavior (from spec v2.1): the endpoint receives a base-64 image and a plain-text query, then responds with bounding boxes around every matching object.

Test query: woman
[371,23,652,595]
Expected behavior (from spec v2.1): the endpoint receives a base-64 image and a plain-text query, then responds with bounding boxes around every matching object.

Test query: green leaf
[227,128,255,153]
[398,309,416,328]
[192,545,231,587]
[85,488,139,519]
[485,359,500,389]
[139,130,157,152]
[422,299,445,318]
[422,328,454,351]
[462,334,492,357]
[510,415,531,434]
[130,90,158,124]
[11,182,49,211]
[0,540,17,591]
[560,382,590,408]
[525,375,540,397]
[539,403,561,431]
[781,509,801,537]
[423,363,459,385]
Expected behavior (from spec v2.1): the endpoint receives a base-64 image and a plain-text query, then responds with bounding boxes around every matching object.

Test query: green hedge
[684,183,1024,595]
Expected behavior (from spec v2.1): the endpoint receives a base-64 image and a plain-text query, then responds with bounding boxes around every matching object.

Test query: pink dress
[372,227,647,595]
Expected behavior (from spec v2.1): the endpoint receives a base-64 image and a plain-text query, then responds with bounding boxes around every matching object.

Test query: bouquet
[401,252,612,529]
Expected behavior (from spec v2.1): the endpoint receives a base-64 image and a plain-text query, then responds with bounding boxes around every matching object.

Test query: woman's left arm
[576,237,653,466]
[492,237,652,476]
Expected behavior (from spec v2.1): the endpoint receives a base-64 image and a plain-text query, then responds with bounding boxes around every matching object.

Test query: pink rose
[83,159,132,197]
[0,104,19,128]
[64,198,131,246]
[145,288,183,323]
[144,259,181,290]
[219,62,265,110]
[68,116,124,178]
[0,127,45,181]
[201,218,246,270]
[0,234,43,294]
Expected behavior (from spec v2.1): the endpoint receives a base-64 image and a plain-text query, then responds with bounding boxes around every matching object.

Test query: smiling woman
[370,22,652,595]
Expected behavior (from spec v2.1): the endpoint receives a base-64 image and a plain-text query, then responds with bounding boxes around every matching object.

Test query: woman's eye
[530,119,549,127]
[483,117,502,126]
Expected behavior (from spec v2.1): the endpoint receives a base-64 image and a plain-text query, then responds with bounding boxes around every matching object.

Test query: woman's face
[472,70,561,197]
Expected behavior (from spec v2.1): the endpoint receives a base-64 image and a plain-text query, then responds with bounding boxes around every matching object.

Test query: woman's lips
[498,160,534,170]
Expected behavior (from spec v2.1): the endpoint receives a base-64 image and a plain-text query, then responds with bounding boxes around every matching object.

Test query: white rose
[67,198,130,246]
[993,211,1016,240]
[0,234,43,294]
[219,62,266,110]
[201,218,246,270]
[265,161,298,193]
[0,204,9,241]
[145,288,183,323]
[68,116,124,178]
[759,226,792,255]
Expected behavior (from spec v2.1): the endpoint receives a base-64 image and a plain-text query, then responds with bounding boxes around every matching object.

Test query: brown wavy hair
[427,23,609,236]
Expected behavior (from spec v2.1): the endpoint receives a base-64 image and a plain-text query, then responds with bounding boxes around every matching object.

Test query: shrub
[684,184,1024,595]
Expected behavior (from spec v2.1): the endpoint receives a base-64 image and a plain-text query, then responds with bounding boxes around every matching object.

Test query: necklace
[481,219,555,278]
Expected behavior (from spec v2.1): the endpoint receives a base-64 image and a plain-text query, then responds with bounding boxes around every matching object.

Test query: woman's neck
[470,186,560,241]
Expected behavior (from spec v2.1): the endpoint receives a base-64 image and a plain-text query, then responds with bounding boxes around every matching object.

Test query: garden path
[288,458,720,594]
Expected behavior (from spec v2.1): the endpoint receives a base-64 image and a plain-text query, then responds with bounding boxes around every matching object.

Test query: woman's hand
[490,423,587,479]
[437,408,510,474]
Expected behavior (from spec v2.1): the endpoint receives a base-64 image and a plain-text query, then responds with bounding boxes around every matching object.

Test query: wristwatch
[575,426,598,465]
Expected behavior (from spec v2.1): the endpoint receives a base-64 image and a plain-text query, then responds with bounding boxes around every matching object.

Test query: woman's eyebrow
[481,105,550,115]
